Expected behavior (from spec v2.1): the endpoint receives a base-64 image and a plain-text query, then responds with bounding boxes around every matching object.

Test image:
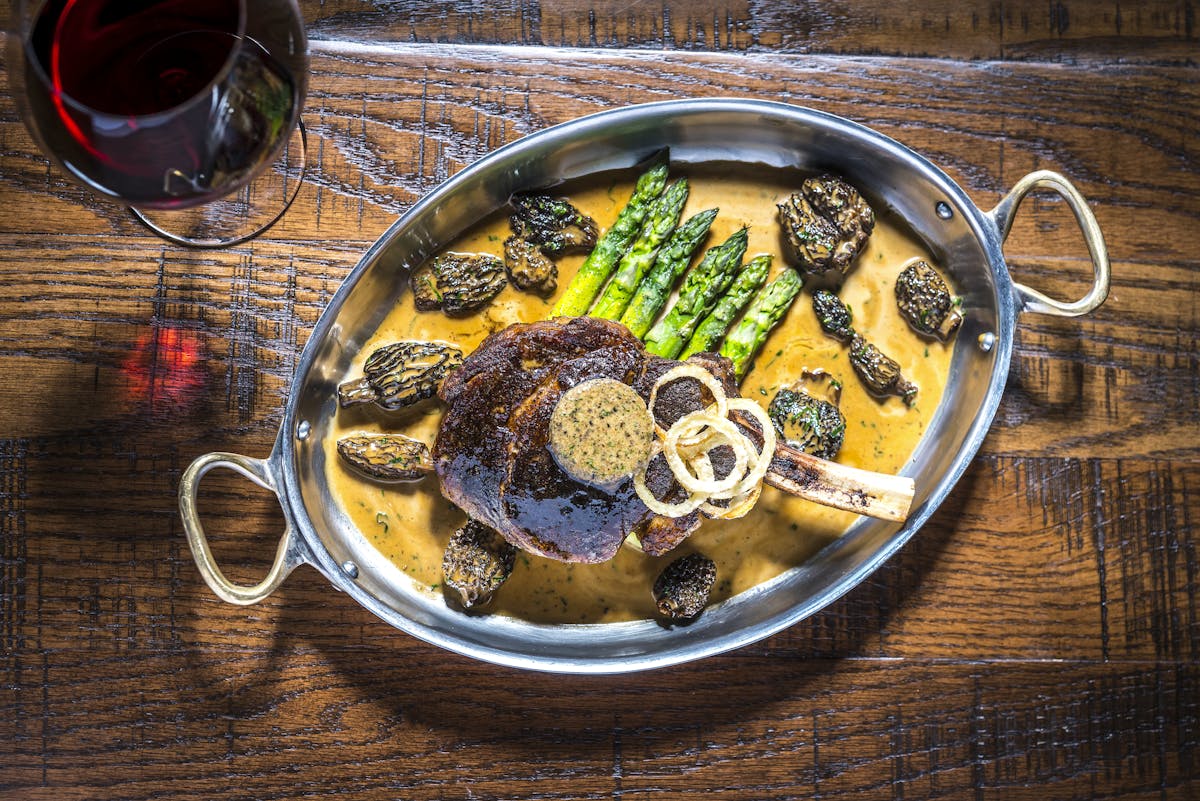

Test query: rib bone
[730,408,914,522]
[765,442,914,522]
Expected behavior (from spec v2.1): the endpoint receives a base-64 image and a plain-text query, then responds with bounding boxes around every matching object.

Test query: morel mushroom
[410,252,506,315]
[509,193,598,256]
[812,288,855,342]
[337,433,433,482]
[778,174,874,283]
[894,260,962,340]
[503,235,558,296]
[768,369,847,460]
[442,519,518,608]
[338,340,463,411]
[811,291,918,406]
[652,552,717,620]
[850,334,918,406]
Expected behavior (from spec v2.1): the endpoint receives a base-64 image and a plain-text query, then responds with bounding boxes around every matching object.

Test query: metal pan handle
[986,170,1110,316]
[178,451,305,605]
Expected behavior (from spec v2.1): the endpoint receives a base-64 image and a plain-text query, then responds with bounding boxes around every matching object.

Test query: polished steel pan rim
[179,98,1109,673]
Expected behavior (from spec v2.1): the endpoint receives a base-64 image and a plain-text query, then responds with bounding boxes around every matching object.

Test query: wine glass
[7,0,309,248]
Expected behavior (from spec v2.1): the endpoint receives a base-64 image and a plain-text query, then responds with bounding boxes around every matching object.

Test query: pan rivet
[978,332,996,352]
[341,560,359,579]
[296,420,311,440]
[935,201,953,220]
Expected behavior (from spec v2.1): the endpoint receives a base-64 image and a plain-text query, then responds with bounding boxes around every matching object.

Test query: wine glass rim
[14,0,253,122]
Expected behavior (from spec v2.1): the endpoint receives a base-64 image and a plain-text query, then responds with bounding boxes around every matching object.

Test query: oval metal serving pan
[180,98,1109,673]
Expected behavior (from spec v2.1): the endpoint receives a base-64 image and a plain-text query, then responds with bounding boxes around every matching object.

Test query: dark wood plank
[296,1,1200,64]
[3,649,1198,799]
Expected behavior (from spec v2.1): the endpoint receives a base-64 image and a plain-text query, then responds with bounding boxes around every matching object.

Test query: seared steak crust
[500,343,646,561]
[434,317,634,533]
[434,317,741,563]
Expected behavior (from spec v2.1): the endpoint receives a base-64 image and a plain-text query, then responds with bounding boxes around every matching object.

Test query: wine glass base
[130,119,307,249]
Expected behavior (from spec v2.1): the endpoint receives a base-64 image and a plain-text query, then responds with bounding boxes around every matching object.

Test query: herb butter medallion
[548,378,654,489]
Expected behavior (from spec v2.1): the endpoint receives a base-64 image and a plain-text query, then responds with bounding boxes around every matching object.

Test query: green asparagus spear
[590,179,690,320]
[619,208,718,339]
[679,254,772,359]
[643,228,749,359]
[718,267,805,380]
[551,161,669,317]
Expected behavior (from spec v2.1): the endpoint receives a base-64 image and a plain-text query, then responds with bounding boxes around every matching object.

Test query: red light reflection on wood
[120,326,209,414]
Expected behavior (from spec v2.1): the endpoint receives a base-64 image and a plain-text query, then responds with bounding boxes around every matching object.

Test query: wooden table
[2,2,1197,798]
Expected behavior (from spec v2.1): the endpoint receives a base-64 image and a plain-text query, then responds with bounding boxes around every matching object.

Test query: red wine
[36,0,241,115]
[21,0,306,208]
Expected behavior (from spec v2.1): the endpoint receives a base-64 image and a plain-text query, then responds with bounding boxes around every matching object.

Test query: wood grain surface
[1,2,1198,799]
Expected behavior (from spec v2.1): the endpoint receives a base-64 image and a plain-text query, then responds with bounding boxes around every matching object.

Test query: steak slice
[433,317,634,528]
[632,351,742,557]
[499,343,647,562]
[434,317,751,563]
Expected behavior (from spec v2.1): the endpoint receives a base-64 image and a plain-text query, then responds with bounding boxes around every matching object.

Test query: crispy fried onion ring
[633,365,776,520]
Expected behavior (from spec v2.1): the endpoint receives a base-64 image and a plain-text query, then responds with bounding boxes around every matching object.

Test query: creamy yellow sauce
[325,165,954,623]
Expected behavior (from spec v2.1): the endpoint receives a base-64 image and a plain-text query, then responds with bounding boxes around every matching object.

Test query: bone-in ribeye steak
[433,317,737,563]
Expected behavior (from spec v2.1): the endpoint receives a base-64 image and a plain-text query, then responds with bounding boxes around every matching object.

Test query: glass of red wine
[8,0,309,247]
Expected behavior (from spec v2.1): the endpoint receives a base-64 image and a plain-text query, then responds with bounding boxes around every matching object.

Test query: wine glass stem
[129,118,308,249]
